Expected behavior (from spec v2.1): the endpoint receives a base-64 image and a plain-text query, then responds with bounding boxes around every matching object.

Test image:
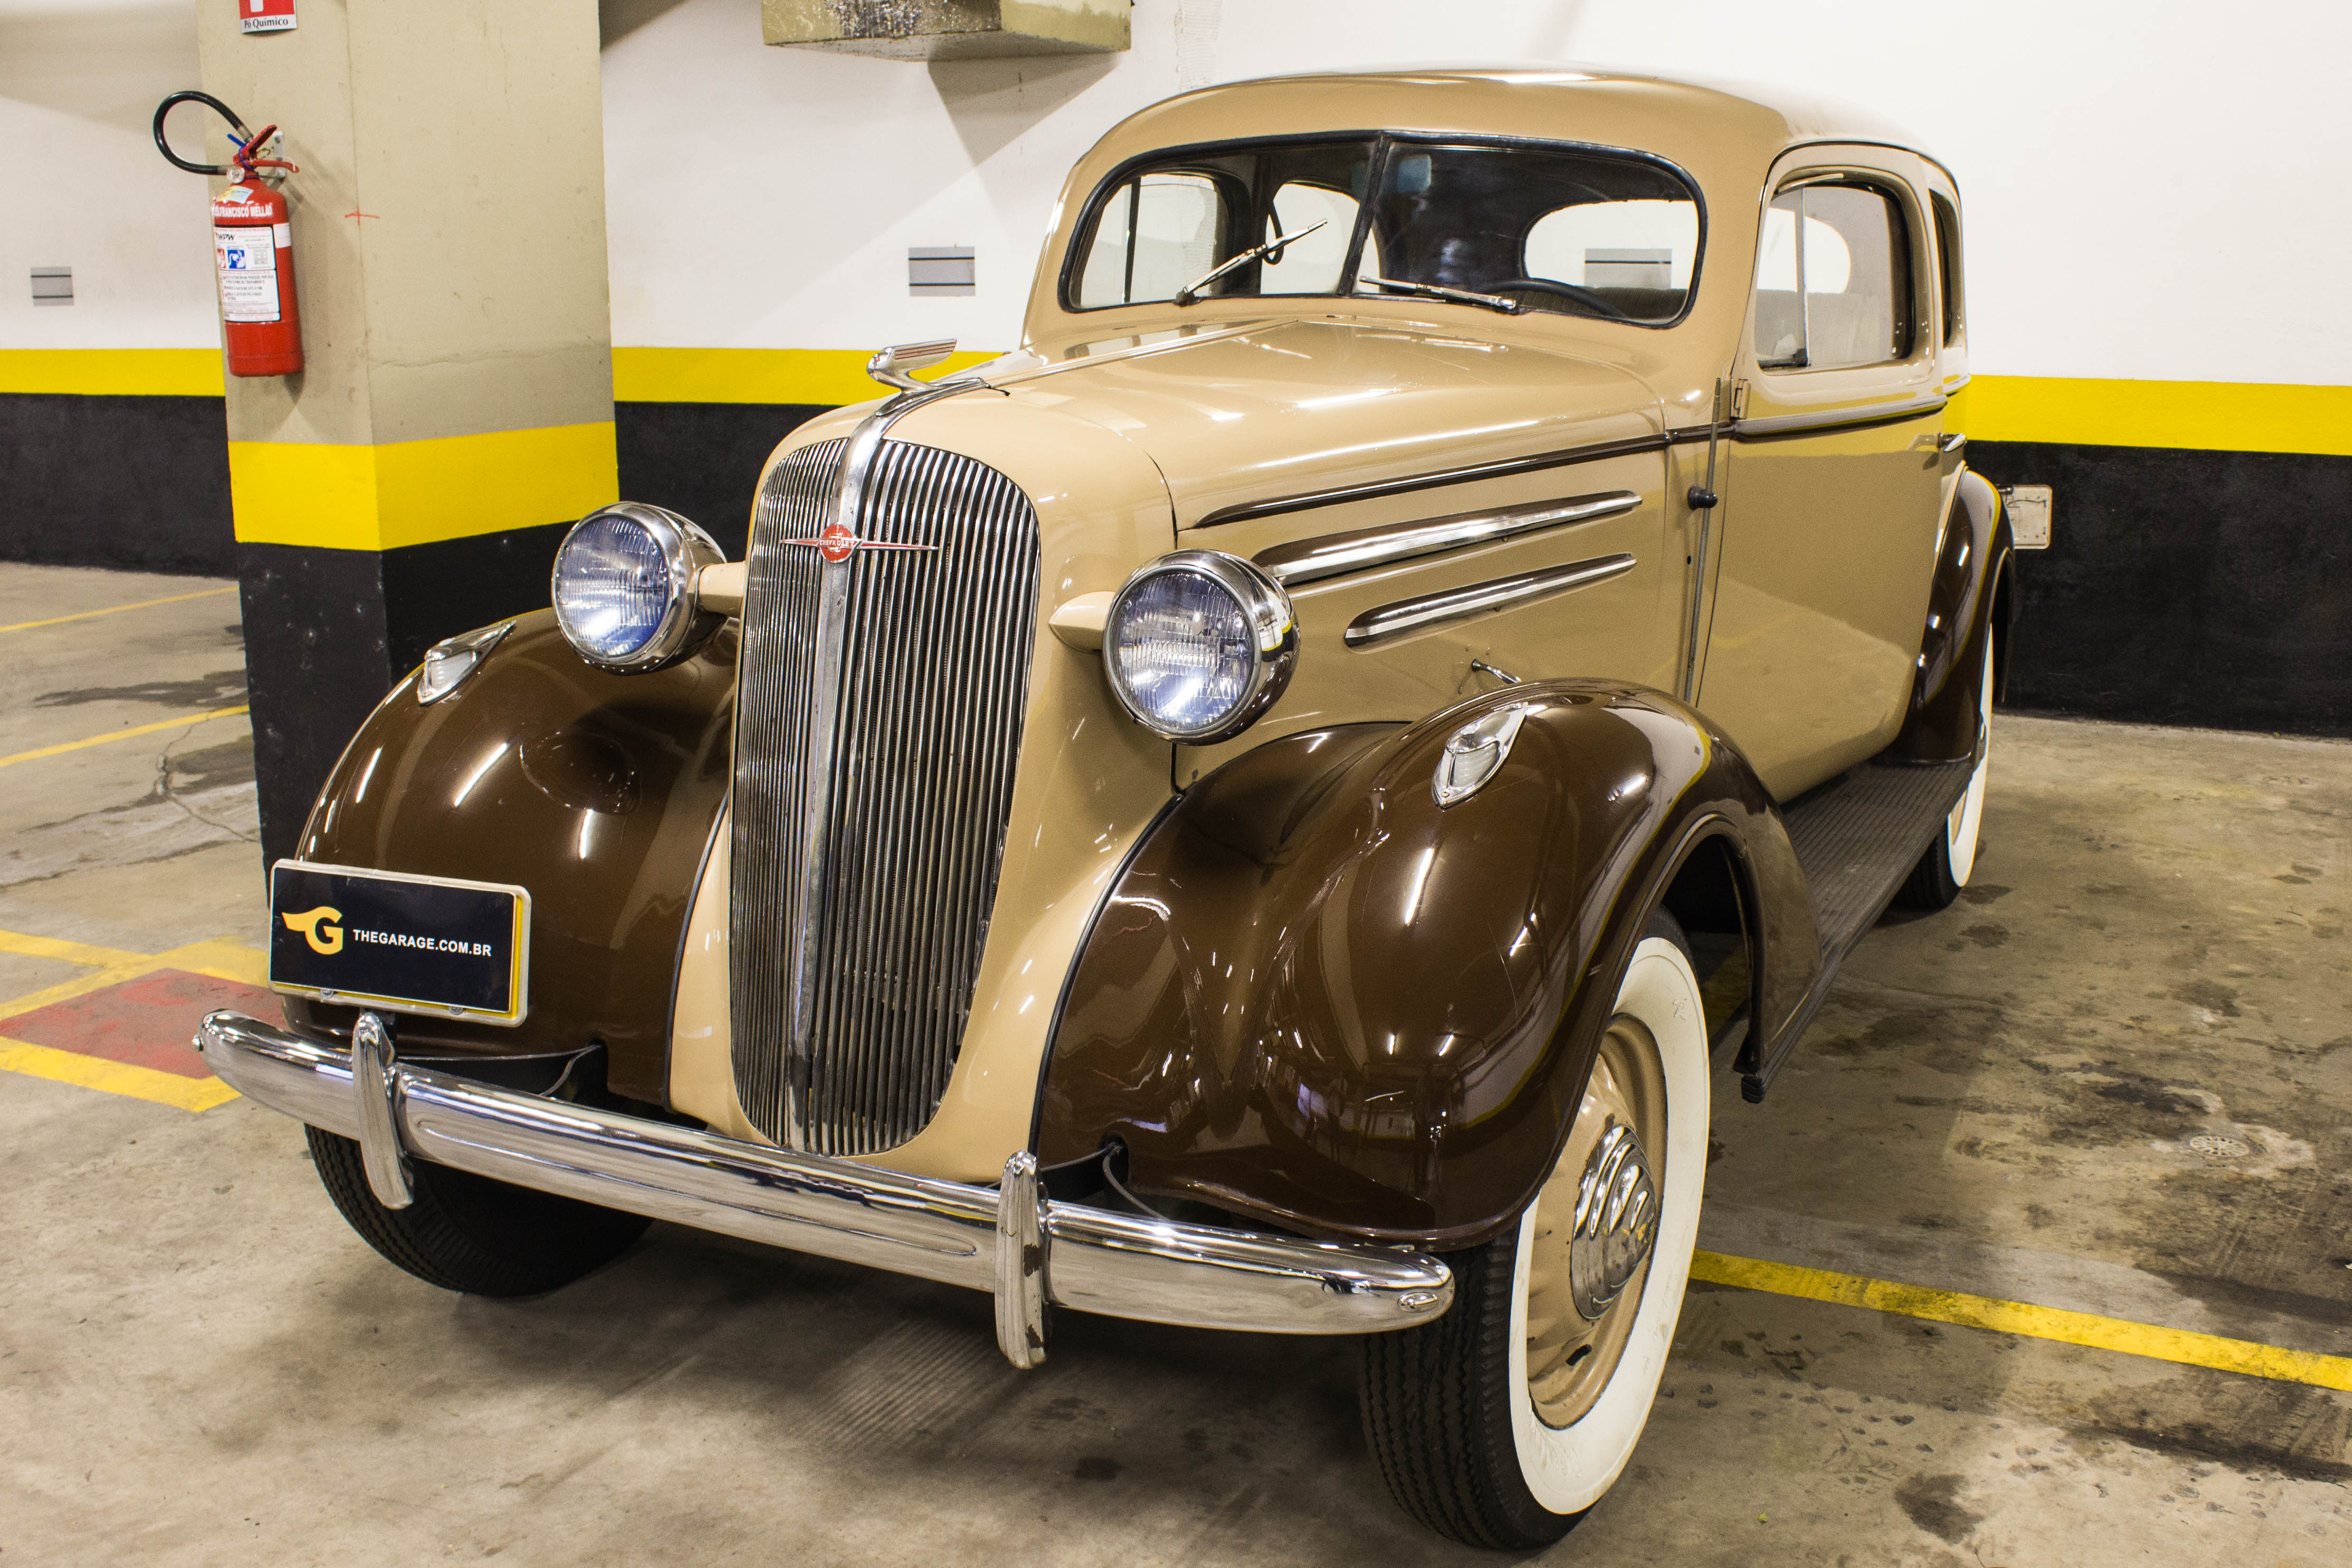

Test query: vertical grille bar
[731,435,1040,1154]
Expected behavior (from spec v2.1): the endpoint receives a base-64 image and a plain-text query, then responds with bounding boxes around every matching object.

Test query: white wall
[16,0,2348,388]
[0,0,217,349]
[601,0,2352,387]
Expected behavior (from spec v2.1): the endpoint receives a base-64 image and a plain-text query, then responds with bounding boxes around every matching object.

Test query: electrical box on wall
[763,0,1128,60]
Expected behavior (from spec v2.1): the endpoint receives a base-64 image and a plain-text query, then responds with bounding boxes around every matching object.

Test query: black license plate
[270,861,531,1026]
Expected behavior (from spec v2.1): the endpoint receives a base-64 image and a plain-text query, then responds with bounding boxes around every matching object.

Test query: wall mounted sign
[241,0,296,34]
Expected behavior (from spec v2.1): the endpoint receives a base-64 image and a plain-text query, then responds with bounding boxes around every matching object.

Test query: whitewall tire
[1897,635,1994,910]
[1361,912,1709,1548]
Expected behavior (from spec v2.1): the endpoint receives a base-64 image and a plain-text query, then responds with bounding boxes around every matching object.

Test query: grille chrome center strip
[781,411,897,1149]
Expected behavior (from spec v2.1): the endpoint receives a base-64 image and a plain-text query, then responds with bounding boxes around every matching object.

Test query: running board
[1741,757,1974,1102]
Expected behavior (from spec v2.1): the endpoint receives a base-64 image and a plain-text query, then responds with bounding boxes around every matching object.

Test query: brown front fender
[283,610,736,1104]
[1035,684,1821,1249]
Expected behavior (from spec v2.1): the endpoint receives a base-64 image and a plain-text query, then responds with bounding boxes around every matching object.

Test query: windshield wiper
[1173,219,1329,306]
[1358,275,1524,315]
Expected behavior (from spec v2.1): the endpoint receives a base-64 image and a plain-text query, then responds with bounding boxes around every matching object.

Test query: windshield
[1065,135,1701,326]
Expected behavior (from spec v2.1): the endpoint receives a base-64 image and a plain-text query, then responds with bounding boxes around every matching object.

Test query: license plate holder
[270,860,531,1026]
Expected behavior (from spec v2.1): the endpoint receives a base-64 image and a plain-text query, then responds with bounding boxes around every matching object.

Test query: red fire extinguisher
[155,91,303,378]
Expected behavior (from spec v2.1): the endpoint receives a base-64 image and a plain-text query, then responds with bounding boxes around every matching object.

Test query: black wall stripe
[7,395,2345,863]
[1968,440,2351,737]
[0,392,234,575]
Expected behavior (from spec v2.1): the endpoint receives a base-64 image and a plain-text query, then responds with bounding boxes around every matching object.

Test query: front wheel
[1360,912,1710,1548]
[308,1126,650,1297]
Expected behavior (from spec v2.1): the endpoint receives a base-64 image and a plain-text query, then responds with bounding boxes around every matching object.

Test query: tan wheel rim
[1522,1014,1668,1429]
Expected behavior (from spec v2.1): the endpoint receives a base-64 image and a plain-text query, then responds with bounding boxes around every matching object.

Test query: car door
[1696,148,1948,800]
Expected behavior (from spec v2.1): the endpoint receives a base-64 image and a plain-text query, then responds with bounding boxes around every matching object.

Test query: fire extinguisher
[154,90,302,378]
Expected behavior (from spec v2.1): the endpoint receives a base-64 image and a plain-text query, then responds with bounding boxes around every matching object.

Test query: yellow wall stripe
[0,347,224,398]
[0,1038,239,1111]
[10,349,2351,458]
[612,346,1000,406]
[227,422,619,551]
[1692,1250,2352,1392]
[1954,374,2352,456]
[0,705,250,770]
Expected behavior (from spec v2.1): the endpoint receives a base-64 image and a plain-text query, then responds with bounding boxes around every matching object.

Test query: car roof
[1082,66,1941,188]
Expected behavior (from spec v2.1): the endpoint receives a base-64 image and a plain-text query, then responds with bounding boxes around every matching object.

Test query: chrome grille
[730,435,1041,1155]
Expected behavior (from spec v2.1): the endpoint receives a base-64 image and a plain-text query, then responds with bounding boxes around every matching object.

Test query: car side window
[1753,181,1913,371]
[1931,191,1963,344]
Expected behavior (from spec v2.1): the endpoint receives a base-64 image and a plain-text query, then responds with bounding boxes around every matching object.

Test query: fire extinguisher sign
[216,228,281,323]
[240,0,296,34]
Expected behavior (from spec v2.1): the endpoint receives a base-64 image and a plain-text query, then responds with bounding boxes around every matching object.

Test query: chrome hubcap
[1524,1016,1668,1429]
[1568,1120,1656,1320]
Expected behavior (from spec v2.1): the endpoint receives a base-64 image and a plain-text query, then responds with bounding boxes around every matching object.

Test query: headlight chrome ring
[1102,549,1298,743]
[550,502,725,672]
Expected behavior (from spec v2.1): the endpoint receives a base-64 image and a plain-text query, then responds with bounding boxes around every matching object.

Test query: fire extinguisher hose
[154,90,292,178]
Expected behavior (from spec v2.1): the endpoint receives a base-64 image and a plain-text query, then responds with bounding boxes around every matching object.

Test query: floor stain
[1892,1472,1981,1543]
[35,669,249,710]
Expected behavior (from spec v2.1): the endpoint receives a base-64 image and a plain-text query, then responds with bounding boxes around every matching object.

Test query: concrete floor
[2,561,2346,1565]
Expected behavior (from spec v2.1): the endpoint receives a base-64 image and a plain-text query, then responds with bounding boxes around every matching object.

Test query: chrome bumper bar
[197,1011,1451,1367]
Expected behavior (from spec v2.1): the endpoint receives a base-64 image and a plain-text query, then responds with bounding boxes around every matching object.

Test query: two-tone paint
[274,71,2009,1240]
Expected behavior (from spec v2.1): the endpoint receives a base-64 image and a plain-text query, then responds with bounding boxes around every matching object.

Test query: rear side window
[1931,191,1963,344]
[1070,139,1376,309]
[1753,180,1914,371]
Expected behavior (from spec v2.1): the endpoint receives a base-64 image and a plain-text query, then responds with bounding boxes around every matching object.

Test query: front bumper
[197,1011,1452,1367]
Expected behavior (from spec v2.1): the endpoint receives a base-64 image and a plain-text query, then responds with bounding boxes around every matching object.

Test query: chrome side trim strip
[1194,432,1668,530]
[1255,490,1641,587]
[1731,392,1947,439]
[1344,553,1637,648]
[198,1011,1454,1360]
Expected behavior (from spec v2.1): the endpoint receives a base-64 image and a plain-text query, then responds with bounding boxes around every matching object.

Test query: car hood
[992,316,1665,530]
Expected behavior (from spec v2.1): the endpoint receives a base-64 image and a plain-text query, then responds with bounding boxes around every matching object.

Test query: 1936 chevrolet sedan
[201,69,2016,1548]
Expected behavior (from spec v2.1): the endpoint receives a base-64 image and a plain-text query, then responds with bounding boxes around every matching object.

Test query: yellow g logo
[283,905,344,955]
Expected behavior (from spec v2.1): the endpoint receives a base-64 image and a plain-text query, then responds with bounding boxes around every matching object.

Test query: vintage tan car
[202,68,2014,1548]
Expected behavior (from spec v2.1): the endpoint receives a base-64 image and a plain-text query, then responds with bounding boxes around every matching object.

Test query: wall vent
[31,267,72,307]
[909,247,975,298]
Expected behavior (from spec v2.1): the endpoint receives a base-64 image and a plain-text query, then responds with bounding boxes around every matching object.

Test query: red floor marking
[4,970,281,1078]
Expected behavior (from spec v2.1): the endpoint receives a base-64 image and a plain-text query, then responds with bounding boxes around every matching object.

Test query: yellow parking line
[0,705,250,770]
[0,1037,239,1112]
[1692,1250,2352,1393]
[0,585,237,635]
[0,927,151,970]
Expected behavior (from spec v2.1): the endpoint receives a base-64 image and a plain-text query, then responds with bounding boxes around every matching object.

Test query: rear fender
[1892,468,2015,762]
[1035,683,1821,1249]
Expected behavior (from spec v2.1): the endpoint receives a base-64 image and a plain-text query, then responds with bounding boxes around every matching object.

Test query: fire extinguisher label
[215,227,281,324]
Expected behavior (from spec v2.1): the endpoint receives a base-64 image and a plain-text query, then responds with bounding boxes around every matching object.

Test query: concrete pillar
[195,2,615,866]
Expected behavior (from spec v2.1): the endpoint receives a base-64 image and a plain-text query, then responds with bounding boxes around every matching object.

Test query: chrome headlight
[550,503,724,672]
[1103,550,1297,743]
